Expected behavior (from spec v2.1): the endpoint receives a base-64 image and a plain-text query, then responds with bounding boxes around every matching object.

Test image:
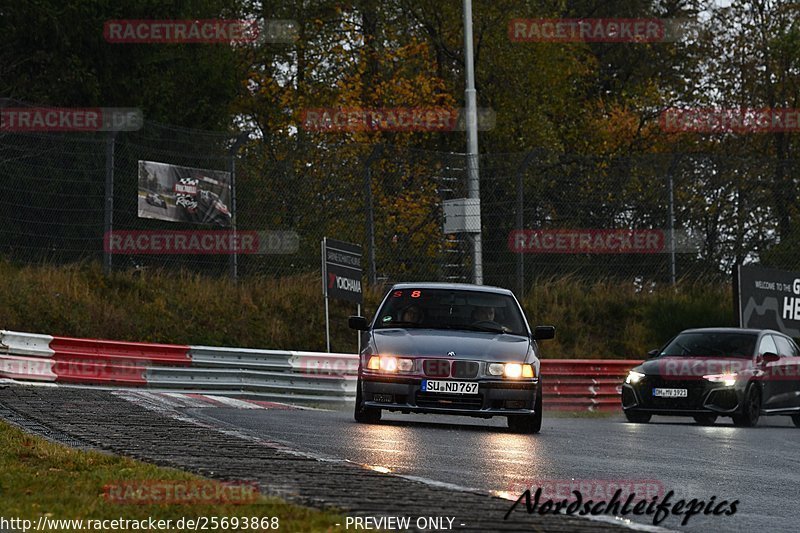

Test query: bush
[0,260,735,358]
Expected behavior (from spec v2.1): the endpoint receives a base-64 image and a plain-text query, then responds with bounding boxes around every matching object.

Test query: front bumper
[360,374,539,417]
[621,380,743,416]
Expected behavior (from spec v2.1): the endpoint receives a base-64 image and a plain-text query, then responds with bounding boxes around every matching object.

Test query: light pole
[463,0,483,284]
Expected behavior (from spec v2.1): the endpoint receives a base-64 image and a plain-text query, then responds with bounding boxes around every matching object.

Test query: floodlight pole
[463,0,483,284]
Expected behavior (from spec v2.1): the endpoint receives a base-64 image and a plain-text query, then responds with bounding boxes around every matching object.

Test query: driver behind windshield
[472,306,496,323]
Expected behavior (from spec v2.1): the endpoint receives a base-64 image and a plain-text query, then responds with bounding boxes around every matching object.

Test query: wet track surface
[193,407,800,532]
[0,387,629,532]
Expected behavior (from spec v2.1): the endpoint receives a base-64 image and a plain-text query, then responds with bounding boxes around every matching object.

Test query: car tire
[508,384,543,434]
[353,378,381,424]
[693,414,717,426]
[624,410,652,423]
[732,383,761,427]
[791,414,800,428]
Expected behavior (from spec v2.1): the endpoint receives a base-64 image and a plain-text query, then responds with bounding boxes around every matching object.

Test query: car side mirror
[762,352,780,364]
[533,325,555,340]
[647,349,660,359]
[348,316,370,331]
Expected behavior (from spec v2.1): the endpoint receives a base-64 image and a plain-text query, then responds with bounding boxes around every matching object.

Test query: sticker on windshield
[382,315,392,322]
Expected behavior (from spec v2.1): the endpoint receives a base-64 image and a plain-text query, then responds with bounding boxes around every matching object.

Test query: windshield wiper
[378,321,423,328]
[440,324,508,334]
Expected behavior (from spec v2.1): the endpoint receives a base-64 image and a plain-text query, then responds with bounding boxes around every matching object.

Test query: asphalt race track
[2,385,798,532]
[191,406,800,533]
[0,387,631,533]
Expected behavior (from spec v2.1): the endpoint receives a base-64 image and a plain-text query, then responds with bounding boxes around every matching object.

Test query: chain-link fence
[2,106,798,291]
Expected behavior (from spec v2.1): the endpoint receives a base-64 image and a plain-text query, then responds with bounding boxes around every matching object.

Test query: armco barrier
[49,336,191,386]
[0,331,56,381]
[540,359,640,412]
[0,330,640,409]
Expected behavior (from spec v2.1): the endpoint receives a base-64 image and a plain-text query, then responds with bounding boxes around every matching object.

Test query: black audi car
[348,283,555,433]
[622,327,800,427]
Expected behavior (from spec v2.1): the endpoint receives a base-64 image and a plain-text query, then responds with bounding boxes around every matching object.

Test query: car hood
[636,356,754,377]
[371,328,531,362]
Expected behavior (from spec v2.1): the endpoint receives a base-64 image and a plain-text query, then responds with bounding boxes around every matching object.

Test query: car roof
[679,327,785,336]
[389,282,515,296]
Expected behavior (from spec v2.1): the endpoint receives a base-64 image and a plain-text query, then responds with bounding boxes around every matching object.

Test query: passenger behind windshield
[400,305,423,324]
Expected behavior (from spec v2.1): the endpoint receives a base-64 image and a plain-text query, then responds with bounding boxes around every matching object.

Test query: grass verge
[0,420,345,532]
[0,259,735,357]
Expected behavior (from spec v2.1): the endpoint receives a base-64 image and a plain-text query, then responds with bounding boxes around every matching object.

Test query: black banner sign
[737,265,800,337]
[322,238,363,304]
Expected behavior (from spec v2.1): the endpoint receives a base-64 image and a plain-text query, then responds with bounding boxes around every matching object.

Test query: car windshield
[658,332,756,358]
[374,288,528,336]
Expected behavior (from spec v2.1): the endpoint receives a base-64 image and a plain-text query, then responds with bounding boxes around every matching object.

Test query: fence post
[515,150,538,297]
[228,133,249,282]
[363,144,383,285]
[103,131,117,276]
[667,154,679,286]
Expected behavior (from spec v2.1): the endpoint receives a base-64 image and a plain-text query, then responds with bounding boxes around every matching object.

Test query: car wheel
[353,378,381,424]
[732,384,761,427]
[624,410,652,423]
[791,414,800,428]
[508,384,542,434]
[693,414,717,426]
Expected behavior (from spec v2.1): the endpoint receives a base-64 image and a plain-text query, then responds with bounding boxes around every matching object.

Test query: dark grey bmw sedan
[348,283,555,433]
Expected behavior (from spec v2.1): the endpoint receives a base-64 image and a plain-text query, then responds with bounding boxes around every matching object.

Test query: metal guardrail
[0,330,56,381]
[540,359,640,412]
[0,330,639,409]
[0,330,358,402]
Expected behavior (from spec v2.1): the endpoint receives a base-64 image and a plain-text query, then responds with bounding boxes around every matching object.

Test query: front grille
[707,388,738,410]
[452,361,479,378]
[416,392,483,410]
[423,359,451,377]
[621,387,637,408]
[639,377,708,408]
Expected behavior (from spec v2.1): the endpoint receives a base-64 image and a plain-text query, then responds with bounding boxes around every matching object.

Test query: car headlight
[626,371,645,384]
[488,363,535,378]
[703,373,737,387]
[397,358,413,372]
[366,356,413,373]
[488,363,505,376]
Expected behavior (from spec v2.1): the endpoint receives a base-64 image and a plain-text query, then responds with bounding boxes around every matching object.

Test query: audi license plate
[653,388,688,398]
[421,380,478,395]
